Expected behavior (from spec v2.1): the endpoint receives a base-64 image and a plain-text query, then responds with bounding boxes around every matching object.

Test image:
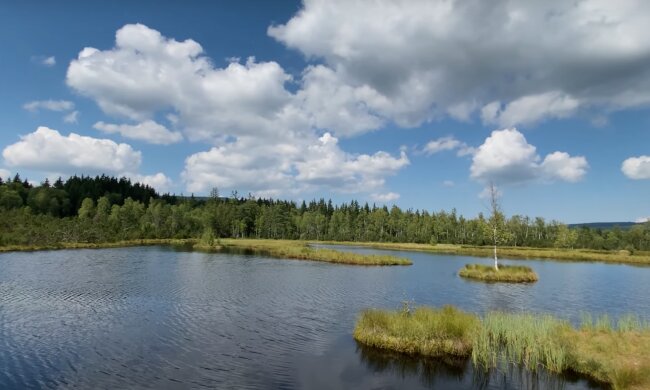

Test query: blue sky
[1,0,649,223]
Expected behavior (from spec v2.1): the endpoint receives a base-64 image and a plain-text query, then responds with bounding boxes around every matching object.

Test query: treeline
[1,175,649,252]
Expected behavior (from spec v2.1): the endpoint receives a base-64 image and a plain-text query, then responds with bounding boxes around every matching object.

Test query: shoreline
[0,238,411,266]
[315,240,650,266]
[3,238,650,266]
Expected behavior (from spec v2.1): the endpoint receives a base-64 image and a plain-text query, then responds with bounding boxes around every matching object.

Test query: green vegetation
[2,174,650,266]
[353,305,479,357]
[459,264,538,283]
[198,239,412,265]
[320,241,650,265]
[354,306,650,390]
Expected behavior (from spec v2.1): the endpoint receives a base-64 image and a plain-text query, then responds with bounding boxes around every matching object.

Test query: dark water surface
[1,245,648,389]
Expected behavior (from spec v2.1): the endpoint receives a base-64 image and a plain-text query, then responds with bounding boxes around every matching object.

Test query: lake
[1,245,649,389]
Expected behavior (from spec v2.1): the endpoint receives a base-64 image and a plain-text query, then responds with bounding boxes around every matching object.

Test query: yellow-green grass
[459,264,538,283]
[0,238,410,266]
[317,241,650,266]
[0,238,195,252]
[353,306,480,357]
[197,238,412,266]
[354,306,650,390]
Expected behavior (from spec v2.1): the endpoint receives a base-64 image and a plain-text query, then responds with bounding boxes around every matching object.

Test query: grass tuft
[458,263,538,283]
[353,305,479,357]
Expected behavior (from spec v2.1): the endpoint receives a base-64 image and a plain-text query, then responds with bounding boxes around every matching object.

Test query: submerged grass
[318,241,650,266]
[354,305,650,389]
[459,264,538,283]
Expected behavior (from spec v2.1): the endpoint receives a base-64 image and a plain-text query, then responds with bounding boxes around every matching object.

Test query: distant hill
[569,222,641,230]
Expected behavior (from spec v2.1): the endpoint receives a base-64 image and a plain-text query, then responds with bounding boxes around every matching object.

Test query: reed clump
[354,305,650,390]
[353,305,479,357]
[459,264,538,283]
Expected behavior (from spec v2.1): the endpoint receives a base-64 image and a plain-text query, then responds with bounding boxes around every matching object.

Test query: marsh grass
[353,305,480,357]
[354,305,650,389]
[459,264,538,283]
[318,241,650,266]
[1,238,411,266]
[0,238,195,252]
[196,238,412,266]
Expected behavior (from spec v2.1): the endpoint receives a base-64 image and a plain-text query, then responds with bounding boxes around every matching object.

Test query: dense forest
[1,174,649,251]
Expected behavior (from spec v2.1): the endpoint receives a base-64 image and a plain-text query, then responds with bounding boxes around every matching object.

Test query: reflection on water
[1,245,646,389]
[356,343,602,390]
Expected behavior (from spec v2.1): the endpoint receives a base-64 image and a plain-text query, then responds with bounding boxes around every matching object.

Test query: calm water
[1,245,649,389]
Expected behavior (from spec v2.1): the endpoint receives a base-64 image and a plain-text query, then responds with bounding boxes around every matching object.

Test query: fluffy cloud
[182,132,408,196]
[296,65,386,137]
[622,156,650,179]
[94,120,182,145]
[23,100,74,112]
[3,127,141,173]
[67,25,294,142]
[470,128,588,184]
[423,136,474,156]
[481,92,581,127]
[126,172,173,192]
[2,127,170,191]
[66,23,409,196]
[270,0,650,127]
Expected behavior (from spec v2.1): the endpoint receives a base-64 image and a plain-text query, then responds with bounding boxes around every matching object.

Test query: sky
[0,0,649,224]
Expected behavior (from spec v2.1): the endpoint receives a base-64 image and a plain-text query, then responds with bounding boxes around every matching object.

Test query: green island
[0,238,411,266]
[354,305,650,390]
[318,241,650,266]
[458,263,538,282]
[195,238,412,265]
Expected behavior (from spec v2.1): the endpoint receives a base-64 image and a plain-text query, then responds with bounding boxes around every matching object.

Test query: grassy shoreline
[354,305,650,390]
[0,238,411,266]
[197,239,412,265]
[316,240,650,266]
[459,264,539,283]
[4,237,650,266]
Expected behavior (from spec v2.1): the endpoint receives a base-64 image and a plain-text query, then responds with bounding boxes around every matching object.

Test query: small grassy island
[354,305,650,390]
[196,238,412,266]
[458,263,538,283]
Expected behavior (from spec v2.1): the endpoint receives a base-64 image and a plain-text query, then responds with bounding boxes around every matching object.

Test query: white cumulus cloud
[1,127,170,191]
[94,120,183,145]
[66,23,409,196]
[622,156,650,179]
[3,127,141,174]
[270,0,650,127]
[470,128,588,184]
[182,132,408,196]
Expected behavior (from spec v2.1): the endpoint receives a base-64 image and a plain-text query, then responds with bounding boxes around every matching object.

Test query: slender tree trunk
[493,227,499,270]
